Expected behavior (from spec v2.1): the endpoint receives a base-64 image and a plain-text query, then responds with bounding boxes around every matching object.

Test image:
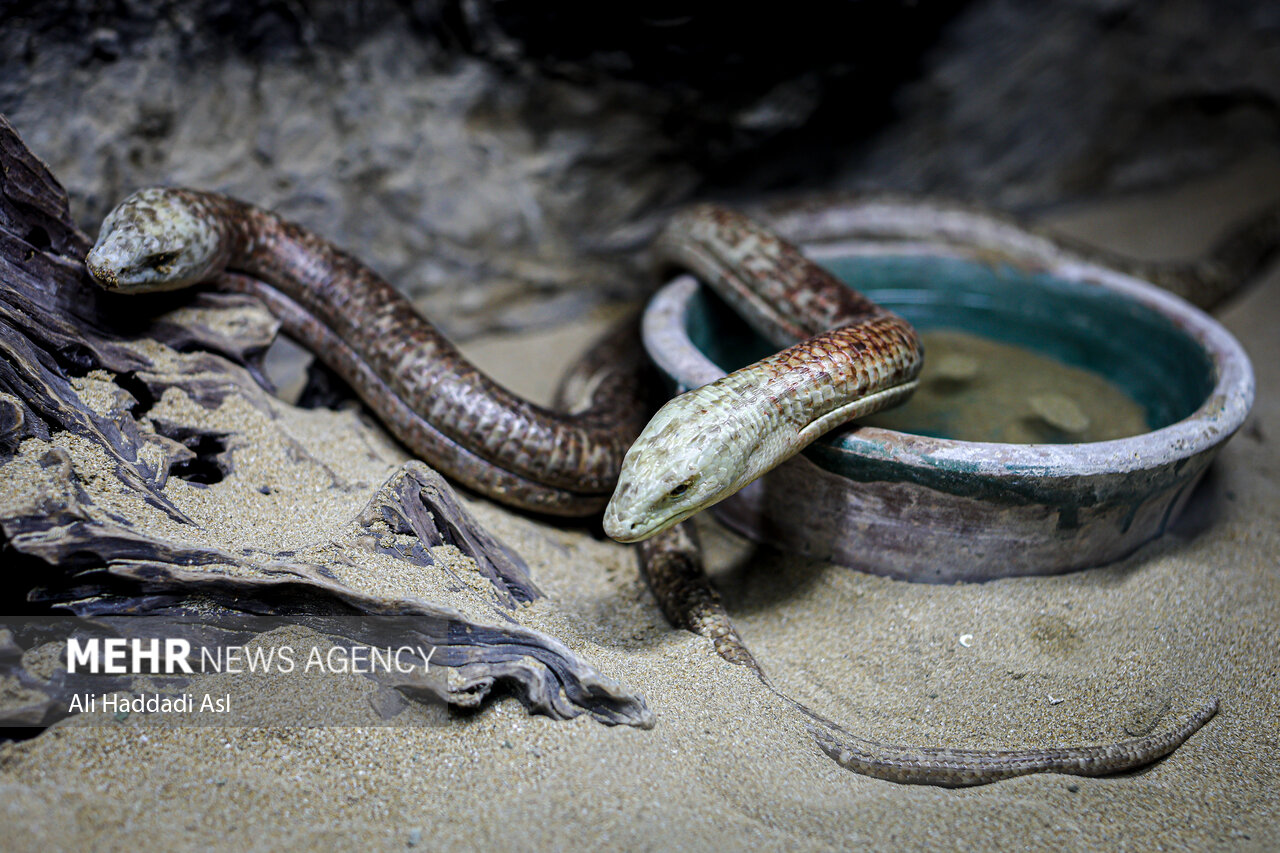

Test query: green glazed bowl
[643,197,1254,581]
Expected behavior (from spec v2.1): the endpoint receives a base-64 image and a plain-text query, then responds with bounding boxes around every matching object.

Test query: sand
[2,160,1279,851]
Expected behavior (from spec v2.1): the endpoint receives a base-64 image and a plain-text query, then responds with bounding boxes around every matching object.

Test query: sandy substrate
[2,160,1279,851]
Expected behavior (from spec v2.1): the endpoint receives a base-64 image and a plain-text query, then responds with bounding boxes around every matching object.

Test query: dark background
[3,0,1277,335]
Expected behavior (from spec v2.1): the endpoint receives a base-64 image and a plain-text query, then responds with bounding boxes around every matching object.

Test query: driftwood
[0,115,651,729]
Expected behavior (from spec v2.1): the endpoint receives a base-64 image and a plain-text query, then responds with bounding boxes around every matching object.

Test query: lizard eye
[668,481,691,498]
[144,250,179,270]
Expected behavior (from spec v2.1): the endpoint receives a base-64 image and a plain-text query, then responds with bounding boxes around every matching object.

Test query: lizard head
[603,383,764,543]
[86,188,227,291]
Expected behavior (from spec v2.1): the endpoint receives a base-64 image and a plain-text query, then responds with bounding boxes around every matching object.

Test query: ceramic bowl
[643,197,1255,581]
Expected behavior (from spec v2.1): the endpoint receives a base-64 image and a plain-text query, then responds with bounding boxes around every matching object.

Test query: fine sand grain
[2,160,1278,851]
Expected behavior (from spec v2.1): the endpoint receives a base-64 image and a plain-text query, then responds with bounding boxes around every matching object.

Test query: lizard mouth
[84,254,119,289]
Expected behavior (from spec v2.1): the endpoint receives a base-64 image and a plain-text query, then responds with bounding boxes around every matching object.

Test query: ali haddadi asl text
[68,692,230,715]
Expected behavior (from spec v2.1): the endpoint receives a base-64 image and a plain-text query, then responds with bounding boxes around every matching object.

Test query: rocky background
[3,0,1277,337]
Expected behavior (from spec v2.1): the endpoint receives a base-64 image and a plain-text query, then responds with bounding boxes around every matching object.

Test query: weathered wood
[0,114,651,730]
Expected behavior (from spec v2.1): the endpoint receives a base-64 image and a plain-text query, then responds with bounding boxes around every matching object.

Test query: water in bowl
[858,328,1148,443]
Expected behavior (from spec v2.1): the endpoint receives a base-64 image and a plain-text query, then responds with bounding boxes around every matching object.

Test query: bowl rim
[643,228,1255,483]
